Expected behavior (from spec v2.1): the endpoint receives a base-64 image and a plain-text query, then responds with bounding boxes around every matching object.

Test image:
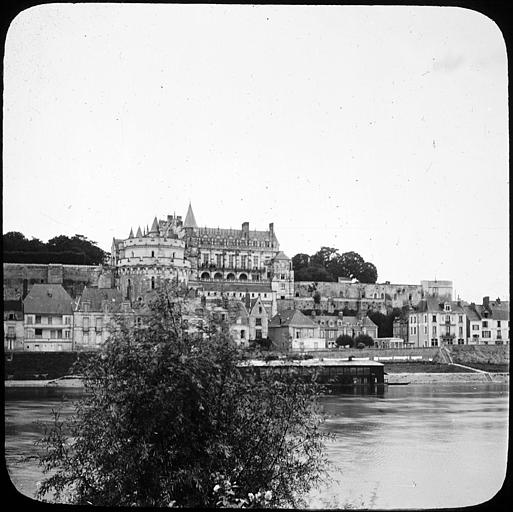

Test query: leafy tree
[3,232,106,265]
[354,334,374,347]
[358,261,378,284]
[292,248,378,284]
[291,253,310,270]
[309,247,339,268]
[34,286,332,507]
[335,334,353,348]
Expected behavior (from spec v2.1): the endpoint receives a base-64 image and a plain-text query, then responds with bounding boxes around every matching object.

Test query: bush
[35,286,332,507]
[354,334,374,347]
[335,334,354,348]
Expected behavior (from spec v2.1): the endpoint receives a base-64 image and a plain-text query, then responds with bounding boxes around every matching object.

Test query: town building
[268,309,324,351]
[22,284,74,351]
[73,286,133,350]
[3,299,24,351]
[303,312,378,348]
[408,298,468,347]
[464,297,510,345]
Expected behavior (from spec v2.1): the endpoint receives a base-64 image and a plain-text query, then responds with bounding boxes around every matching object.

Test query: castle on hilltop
[110,203,294,311]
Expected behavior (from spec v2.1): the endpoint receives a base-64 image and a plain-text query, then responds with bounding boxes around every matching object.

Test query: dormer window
[444,304,451,312]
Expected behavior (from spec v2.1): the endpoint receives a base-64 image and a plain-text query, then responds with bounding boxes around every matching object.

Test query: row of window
[25,315,72,325]
[410,315,464,324]
[471,320,508,329]
[26,329,71,339]
[195,237,272,248]
[411,325,464,336]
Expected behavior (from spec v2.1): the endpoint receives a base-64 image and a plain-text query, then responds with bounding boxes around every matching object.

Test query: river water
[5,383,509,509]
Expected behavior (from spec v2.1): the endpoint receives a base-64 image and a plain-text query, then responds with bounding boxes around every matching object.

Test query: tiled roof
[273,251,290,260]
[463,306,481,321]
[414,298,466,314]
[474,305,510,321]
[23,284,73,315]
[78,287,125,312]
[269,309,317,328]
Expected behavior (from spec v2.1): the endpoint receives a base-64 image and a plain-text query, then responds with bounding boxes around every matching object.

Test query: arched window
[151,251,155,258]
[151,276,155,290]
[239,273,248,281]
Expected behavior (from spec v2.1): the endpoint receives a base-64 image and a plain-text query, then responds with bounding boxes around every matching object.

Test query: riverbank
[5,372,509,389]
[386,372,509,384]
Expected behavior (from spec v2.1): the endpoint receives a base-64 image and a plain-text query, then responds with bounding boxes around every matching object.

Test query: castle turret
[129,228,134,239]
[184,202,198,229]
[136,226,142,238]
[149,217,159,235]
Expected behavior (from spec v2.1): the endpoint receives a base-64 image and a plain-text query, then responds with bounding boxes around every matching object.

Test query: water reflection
[4,383,509,509]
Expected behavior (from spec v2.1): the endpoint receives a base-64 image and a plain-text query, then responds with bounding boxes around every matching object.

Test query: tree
[291,253,310,271]
[358,262,378,284]
[3,232,107,265]
[35,286,332,508]
[335,334,353,348]
[310,247,338,268]
[354,334,374,347]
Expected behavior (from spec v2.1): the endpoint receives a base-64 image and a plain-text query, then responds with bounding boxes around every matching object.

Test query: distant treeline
[292,247,378,284]
[3,232,107,265]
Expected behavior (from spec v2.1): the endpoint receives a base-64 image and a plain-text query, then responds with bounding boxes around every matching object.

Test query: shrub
[35,286,332,507]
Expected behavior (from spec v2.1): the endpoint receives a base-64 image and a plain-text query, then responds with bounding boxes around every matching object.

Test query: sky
[3,4,509,303]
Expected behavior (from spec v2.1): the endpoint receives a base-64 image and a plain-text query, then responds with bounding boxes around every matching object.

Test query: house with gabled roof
[464,297,509,345]
[268,309,324,352]
[408,298,468,347]
[23,284,74,351]
[244,294,269,341]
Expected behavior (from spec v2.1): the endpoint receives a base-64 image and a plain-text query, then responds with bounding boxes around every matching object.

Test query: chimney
[483,296,490,308]
[242,222,249,238]
[269,222,274,241]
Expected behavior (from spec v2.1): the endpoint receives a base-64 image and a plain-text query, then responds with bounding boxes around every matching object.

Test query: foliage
[34,287,332,508]
[292,247,378,284]
[335,334,354,348]
[353,334,374,347]
[368,308,402,338]
[3,232,107,265]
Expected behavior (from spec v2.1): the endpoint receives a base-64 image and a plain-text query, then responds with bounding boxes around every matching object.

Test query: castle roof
[184,203,198,229]
[149,217,159,234]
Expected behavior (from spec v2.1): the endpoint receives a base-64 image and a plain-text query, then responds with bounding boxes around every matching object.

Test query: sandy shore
[386,372,509,384]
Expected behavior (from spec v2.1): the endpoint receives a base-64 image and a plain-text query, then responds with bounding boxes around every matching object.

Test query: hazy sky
[3,4,509,303]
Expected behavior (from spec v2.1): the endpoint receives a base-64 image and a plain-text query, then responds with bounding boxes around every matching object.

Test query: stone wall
[294,281,425,310]
[3,263,103,300]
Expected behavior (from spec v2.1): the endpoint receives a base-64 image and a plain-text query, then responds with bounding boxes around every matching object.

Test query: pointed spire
[136,226,142,238]
[146,225,149,236]
[150,216,159,234]
[184,202,198,229]
[129,227,134,239]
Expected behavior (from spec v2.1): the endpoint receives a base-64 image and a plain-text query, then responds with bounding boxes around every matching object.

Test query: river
[4,383,509,509]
